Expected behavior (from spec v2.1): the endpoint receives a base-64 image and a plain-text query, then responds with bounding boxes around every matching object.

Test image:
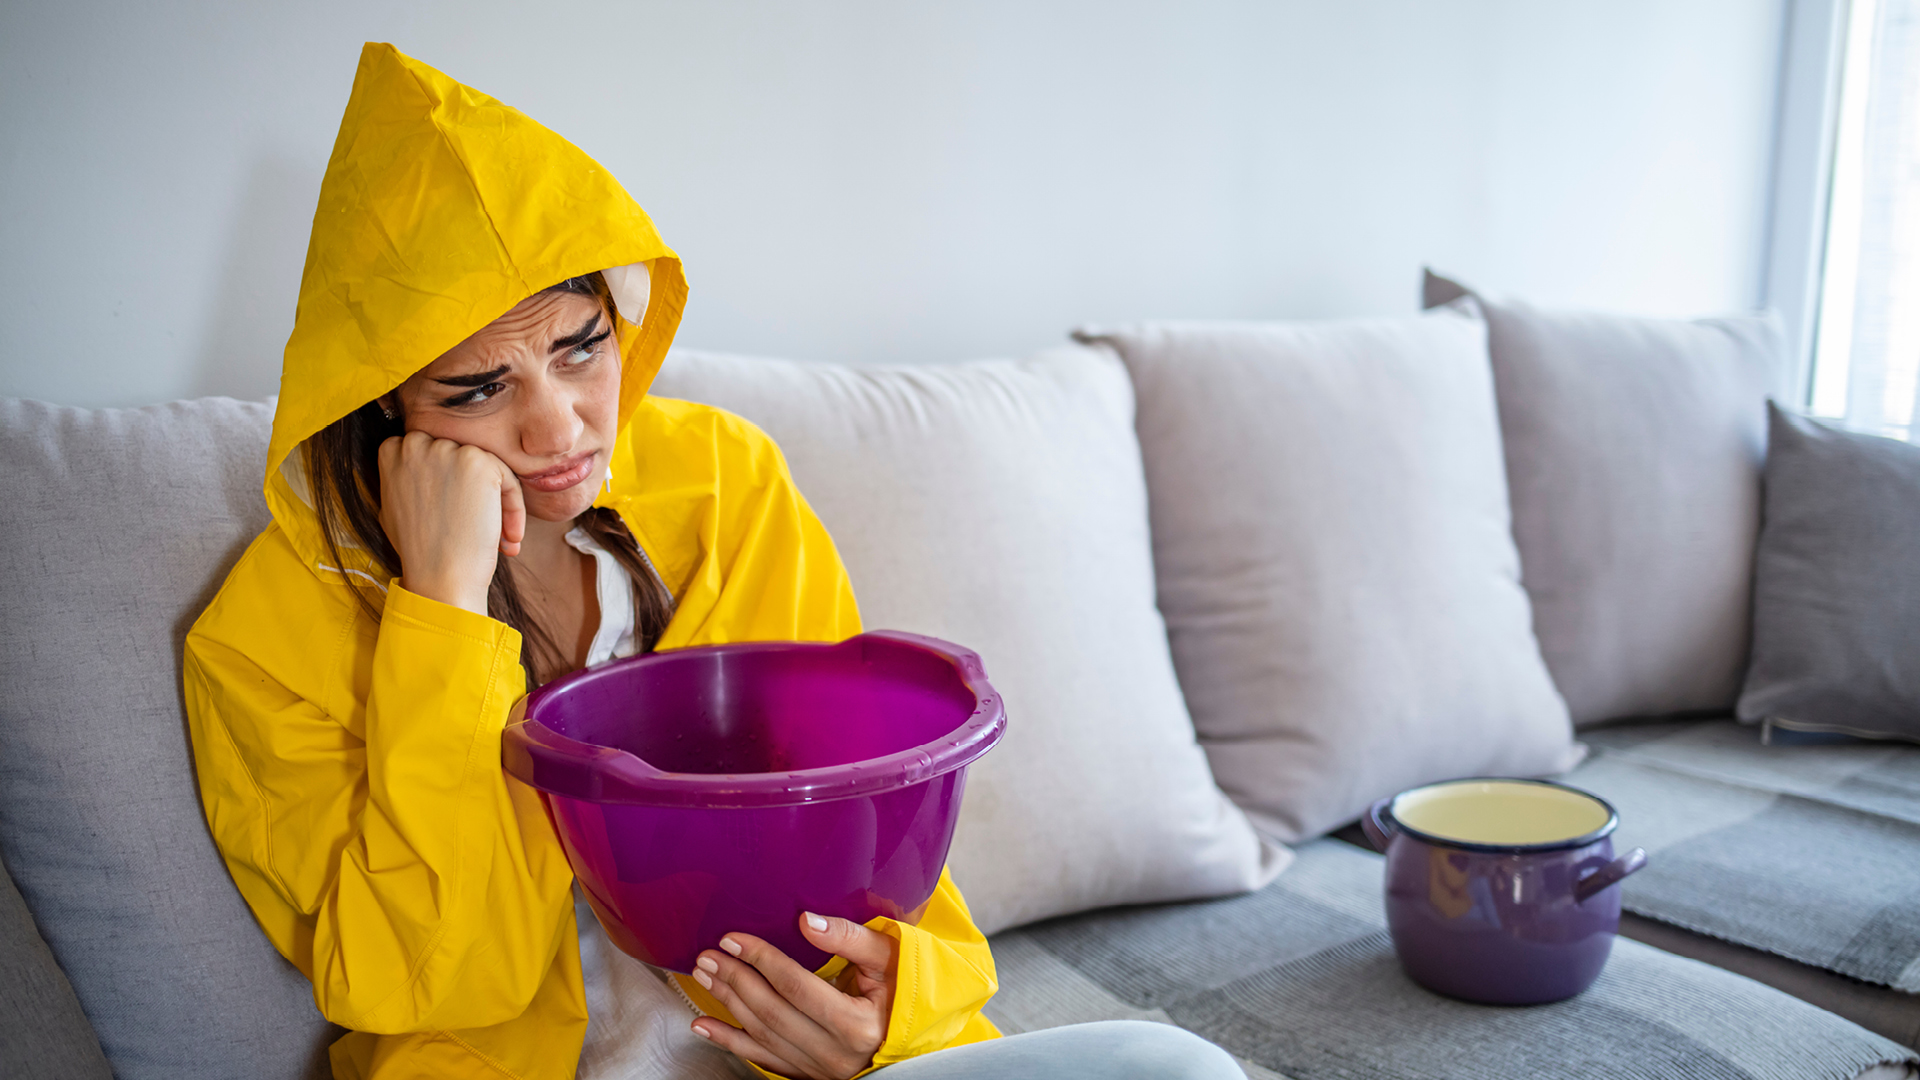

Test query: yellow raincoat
[184,43,998,1080]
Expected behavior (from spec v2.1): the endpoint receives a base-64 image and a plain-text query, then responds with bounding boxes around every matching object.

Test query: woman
[185,43,1242,1080]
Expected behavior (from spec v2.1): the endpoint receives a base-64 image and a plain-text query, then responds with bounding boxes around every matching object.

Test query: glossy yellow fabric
[183,42,997,1080]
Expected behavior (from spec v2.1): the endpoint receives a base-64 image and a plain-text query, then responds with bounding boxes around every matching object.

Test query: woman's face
[388,290,621,523]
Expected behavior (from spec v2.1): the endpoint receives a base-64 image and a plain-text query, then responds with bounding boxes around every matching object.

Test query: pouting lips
[518,452,597,493]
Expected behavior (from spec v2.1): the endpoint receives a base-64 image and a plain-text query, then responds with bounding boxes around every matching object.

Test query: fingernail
[696,956,718,974]
[692,968,712,989]
[719,937,742,956]
[805,913,829,932]
[690,1023,711,1040]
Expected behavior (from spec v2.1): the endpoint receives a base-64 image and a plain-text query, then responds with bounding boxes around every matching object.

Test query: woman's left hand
[690,912,896,1078]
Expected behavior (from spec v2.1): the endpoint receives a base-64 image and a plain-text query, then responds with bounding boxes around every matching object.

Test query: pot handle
[1360,798,1397,853]
[1574,847,1648,903]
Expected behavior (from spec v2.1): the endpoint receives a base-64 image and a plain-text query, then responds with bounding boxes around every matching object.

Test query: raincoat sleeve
[640,402,1000,1073]
[184,533,579,1036]
[861,869,1000,1068]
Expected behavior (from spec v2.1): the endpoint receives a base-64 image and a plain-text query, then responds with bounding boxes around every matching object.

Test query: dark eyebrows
[551,314,609,353]
[427,315,606,390]
[431,365,510,388]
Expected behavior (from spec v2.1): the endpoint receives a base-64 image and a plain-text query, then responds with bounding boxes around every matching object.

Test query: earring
[380,404,398,421]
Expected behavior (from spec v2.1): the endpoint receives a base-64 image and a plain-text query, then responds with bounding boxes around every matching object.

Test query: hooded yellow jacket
[183,43,997,1080]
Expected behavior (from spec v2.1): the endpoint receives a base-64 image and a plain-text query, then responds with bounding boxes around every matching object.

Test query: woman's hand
[690,913,897,1079]
[377,431,526,614]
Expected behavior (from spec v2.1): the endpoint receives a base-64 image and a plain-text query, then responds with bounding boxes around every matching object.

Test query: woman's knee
[1076,1020,1243,1080]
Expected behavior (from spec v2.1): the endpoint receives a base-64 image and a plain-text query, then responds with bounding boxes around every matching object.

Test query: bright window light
[1809,0,1920,443]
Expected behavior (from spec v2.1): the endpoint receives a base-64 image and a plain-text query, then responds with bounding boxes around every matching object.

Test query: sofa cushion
[984,839,1918,1079]
[0,857,111,1079]
[1423,271,1788,725]
[1617,911,1920,1052]
[1737,405,1920,742]
[1078,305,1580,844]
[650,346,1287,934]
[1569,718,1920,993]
[0,398,337,1080]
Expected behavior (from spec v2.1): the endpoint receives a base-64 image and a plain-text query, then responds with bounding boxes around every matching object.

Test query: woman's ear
[377,393,401,422]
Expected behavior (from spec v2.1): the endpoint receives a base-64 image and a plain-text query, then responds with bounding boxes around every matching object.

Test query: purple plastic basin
[501,631,1005,974]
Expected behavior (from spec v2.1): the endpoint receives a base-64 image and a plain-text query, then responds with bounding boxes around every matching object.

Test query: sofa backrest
[651,346,1285,933]
[0,854,110,1078]
[0,398,336,1080]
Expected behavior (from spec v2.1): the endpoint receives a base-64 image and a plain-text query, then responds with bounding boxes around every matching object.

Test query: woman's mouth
[518,452,598,494]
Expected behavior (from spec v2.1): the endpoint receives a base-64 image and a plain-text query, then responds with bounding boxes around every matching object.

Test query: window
[1807,0,1920,443]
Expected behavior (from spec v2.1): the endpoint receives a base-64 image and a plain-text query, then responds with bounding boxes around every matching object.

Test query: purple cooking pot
[1362,777,1648,1005]
[501,631,1005,974]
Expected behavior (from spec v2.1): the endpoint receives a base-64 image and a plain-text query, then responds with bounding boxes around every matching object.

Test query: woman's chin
[525,485,600,524]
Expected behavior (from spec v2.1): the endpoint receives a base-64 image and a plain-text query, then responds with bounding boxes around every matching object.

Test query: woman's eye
[444,383,506,407]
[566,329,612,366]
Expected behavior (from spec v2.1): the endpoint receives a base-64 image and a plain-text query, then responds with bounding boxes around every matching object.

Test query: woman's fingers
[691,948,834,1076]
[693,929,891,1078]
[492,455,525,556]
[722,933,858,1029]
[689,1017,805,1078]
[376,431,506,613]
[800,913,897,987]
[377,432,404,473]
[799,914,894,1042]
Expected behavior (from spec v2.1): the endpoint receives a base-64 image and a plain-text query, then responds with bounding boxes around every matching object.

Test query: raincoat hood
[267,42,686,568]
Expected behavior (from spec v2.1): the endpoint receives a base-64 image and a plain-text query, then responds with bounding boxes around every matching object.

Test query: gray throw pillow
[1079,305,1582,844]
[1737,404,1920,741]
[1424,271,1788,726]
[0,398,338,1080]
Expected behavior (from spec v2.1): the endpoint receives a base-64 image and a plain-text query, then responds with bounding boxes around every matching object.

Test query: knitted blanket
[984,840,1914,1080]
[1572,719,1920,992]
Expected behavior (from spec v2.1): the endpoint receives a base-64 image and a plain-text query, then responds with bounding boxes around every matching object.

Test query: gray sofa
[3,291,1917,1078]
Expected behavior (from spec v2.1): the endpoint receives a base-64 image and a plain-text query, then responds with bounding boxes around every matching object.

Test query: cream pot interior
[1392,779,1612,847]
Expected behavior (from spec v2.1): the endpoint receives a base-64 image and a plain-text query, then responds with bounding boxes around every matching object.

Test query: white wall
[1,0,1786,408]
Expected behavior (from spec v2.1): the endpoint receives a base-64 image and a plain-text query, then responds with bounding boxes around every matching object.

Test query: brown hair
[304,273,675,685]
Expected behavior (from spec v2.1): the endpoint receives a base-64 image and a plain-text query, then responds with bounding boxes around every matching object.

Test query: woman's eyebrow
[550,314,608,353]
[431,365,511,388]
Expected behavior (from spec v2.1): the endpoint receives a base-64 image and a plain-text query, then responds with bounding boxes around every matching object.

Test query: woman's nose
[519,382,582,457]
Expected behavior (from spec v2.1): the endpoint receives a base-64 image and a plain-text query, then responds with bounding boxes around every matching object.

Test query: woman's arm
[185,544,577,1035]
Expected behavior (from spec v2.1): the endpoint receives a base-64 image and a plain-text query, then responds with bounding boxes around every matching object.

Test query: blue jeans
[868,1021,1243,1079]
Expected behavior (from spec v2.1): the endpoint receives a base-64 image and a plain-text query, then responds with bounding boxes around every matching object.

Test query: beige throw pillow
[650,345,1287,934]
[1079,304,1583,843]
[1423,272,1788,725]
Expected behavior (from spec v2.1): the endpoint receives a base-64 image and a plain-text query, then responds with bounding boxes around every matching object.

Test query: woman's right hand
[378,431,526,614]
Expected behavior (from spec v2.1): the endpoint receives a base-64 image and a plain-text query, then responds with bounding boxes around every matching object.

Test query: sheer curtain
[1809,0,1920,444]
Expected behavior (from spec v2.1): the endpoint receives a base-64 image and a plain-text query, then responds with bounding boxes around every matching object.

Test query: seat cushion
[1569,718,1920,993]
[1737,405,1920,742]
[1424,271,1787,726]
[1079,304,1579,843]
[1618,912,1920,1051]
[985,839,1917,1079]
[0,398,337,1080]
[650,345,1287,934]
